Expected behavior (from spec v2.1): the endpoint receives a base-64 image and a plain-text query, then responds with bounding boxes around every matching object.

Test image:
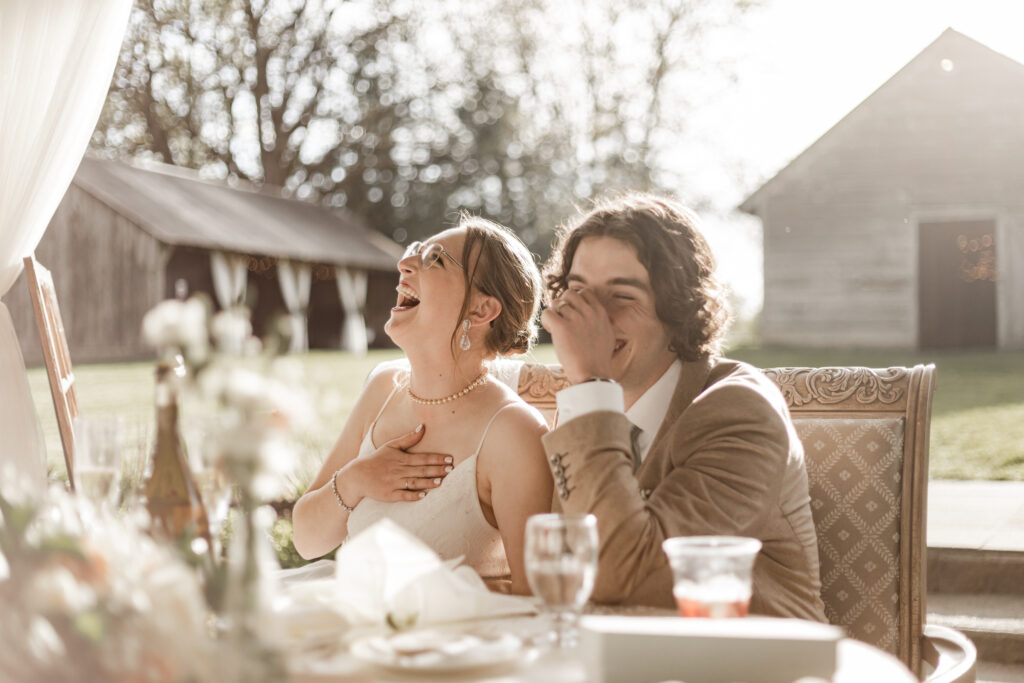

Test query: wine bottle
[145,359,212,550]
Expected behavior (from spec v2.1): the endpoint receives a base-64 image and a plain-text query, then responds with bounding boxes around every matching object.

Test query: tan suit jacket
[542,357,827,622]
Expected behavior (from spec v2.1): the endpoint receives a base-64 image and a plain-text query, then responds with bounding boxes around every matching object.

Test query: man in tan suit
[540,193,826,621]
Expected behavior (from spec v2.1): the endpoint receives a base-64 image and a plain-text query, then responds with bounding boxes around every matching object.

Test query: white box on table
[579,615,843,683]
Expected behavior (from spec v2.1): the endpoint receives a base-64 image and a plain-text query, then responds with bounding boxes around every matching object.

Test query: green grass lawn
[725,346,1024,480]
[28,345,1024,485]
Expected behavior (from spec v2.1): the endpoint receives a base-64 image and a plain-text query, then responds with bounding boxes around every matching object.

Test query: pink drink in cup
[662,536,761,618]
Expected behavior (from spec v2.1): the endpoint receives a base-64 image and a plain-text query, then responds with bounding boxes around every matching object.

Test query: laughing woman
[291,216,552,594]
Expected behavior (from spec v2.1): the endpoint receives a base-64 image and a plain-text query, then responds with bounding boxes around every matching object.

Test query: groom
[539,193,826,621]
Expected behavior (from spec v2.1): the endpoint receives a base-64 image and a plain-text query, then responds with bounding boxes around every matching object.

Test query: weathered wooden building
[740,29,1024,349]
[3,156,403,364]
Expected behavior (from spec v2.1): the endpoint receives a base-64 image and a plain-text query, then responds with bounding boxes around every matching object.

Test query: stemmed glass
[118,417,152,511]
[187,417,233,556]
[195,464,232,549]
[524,513,599,648]
[74,416,123,512]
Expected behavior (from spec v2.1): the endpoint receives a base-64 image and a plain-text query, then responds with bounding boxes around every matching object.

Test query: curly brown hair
[543,193,731,361]
[453,214,542,356]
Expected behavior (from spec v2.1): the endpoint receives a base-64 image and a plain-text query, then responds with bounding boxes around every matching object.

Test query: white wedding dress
[344,358,523,579]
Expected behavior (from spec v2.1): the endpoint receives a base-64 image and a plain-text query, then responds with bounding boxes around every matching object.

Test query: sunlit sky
[692,0,1024,318]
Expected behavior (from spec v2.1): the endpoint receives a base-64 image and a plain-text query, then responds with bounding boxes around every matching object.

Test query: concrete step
[976,660,1024,683]
[927,480,1024,553]
[928,593,1024,665]
[928,547,1024,595]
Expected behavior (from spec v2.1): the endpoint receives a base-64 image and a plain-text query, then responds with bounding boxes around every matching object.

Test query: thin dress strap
[367,378,404,449]
[471,402,518,457]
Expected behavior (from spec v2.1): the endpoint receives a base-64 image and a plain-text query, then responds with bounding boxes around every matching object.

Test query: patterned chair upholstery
[764,366,926,674]
[517,362,975,682]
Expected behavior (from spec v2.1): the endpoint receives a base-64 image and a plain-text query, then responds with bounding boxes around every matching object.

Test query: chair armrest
[922,624,977,683]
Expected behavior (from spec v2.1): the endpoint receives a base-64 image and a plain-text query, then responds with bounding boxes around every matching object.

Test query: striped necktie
[629,422,643,473]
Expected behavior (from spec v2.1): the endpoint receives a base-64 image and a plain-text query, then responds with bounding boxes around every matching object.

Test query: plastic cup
[662,536,762,618]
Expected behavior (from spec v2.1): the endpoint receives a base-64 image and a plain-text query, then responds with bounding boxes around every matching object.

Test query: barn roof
[738,28,1024,216]
[73,156,402,270]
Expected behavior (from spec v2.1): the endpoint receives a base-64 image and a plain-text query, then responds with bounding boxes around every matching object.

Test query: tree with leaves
[93,0,759,251]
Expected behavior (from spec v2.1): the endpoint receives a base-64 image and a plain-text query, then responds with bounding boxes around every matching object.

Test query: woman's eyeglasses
[403,241,464,271]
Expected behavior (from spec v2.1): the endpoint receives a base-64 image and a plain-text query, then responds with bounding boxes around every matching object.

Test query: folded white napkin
[275,519,535,642]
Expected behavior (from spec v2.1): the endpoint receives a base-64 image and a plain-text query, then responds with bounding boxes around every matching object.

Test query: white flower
[141,297,210,364]
[180,298,208,347]
[259,434,298,480]
[196,362,228,399]
[26,615,66,661]
[27,566,97,615]
[266,381,313,430]
[224,368,272,414]
[211,309,252,355]
[243,336,264,356]
[141,300,185,349]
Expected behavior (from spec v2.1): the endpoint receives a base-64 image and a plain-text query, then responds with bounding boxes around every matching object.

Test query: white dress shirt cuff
[556,380,625,425]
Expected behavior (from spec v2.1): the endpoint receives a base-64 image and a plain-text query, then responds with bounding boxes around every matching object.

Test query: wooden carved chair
[23,254,79,490]
[764,364,973,682]
[516,362,975,683]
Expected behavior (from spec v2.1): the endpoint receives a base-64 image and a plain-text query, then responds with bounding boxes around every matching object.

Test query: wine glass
[187,416,233,555]
[74,416,123,511]
[524,513,599,648]
[117,417,152,511]
[194,463,232,547]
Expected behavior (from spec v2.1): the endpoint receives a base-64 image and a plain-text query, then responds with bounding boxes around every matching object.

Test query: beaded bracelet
[331,469,355,512]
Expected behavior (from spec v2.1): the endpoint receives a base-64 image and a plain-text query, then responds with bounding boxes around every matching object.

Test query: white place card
[580,615,843,683]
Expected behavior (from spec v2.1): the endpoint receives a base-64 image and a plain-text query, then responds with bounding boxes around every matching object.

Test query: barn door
[918,219,997,348]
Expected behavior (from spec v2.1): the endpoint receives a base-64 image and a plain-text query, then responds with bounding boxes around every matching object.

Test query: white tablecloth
[288,615,916,683]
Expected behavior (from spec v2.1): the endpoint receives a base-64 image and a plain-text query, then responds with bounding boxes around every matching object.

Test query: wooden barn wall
[756,35,1024,348]
[2,184,166,365]
[761,206,916,347]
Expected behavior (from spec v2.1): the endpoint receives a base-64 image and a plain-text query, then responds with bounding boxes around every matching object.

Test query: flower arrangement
[140,296,310,506]
[0,296,315,682]
[141,296,311,680]
[0,485,217,682]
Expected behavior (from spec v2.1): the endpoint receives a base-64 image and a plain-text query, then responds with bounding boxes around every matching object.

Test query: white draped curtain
[335,267,368,355]
[210,251,249,309]
[277,260,312,353]
[0,0,132,491]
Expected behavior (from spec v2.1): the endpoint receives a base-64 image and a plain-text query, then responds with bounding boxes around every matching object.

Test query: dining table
[286,612,918,683]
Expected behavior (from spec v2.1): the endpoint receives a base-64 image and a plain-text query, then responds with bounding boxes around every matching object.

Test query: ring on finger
[404,479,411,490]
[555,300,568,313]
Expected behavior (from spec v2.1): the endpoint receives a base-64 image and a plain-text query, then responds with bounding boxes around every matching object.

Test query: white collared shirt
[555,359,683,463]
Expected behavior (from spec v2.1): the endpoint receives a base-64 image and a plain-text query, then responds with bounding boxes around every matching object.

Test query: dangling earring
[459,319,472,351]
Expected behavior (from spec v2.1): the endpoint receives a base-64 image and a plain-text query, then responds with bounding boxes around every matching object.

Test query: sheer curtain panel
[210,251,249,309]
[277,260,312,353]
[0,0,132,491]
[335,267,368,354]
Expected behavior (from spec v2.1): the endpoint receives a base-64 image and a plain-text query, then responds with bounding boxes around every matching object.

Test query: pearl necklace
[407,369,489,406]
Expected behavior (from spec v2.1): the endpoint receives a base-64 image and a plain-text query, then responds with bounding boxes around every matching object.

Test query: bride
[291,216,552,594]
